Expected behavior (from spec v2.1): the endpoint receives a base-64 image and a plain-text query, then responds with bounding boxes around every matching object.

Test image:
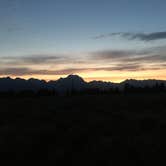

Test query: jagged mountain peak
[57,74,85,83]
[64,74,84,80]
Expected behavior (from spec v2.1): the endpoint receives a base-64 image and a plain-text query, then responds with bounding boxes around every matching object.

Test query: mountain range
[0,75,165,93]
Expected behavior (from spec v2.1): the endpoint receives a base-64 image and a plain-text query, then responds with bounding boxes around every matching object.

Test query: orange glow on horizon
[1,75,166,83]
[0,68,166,83]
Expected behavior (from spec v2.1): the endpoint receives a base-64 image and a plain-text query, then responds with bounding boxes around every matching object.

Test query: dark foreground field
[0,94,166,165]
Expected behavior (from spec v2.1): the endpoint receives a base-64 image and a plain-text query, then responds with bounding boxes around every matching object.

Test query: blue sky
[0,0,166,81]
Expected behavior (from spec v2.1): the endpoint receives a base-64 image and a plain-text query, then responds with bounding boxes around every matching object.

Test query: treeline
[0,89,58,98]
[123,82,166,93]
[0,83,165,98]
[75,82,166,95]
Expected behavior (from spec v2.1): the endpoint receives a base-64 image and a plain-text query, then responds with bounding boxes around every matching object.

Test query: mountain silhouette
[48,75,87,93]
[0,75,165,93]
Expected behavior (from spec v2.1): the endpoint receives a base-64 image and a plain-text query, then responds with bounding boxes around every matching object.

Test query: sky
[0,0,166,82]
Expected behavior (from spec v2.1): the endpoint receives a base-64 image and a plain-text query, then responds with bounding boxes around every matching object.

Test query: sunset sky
[0,0,166,82]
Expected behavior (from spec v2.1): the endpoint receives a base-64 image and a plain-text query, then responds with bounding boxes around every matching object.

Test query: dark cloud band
[93,31,166,41]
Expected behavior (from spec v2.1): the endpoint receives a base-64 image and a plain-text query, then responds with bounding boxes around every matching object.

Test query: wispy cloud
[93,31,166,41]
[90,49,166,63]
[0,67,88,76]
[0,63,163,77]
[0,68,34,76]
[0,54,68,65]
[91,50,148,60]
[0,47,165,77]
[124,55,166,63]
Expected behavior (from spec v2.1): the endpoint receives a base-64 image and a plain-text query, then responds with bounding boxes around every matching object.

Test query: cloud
[0,67,88,76]
[19,55,62,64]
[91,49,166,64]
[93,31,166,41]
[0,54,91,66]
[0,63,162,77]
[124,54,166,63]
[97,64,141,71]
[0,68,37,76]
[91,50,148,60]
[0,48,165,77]
[122,32,166,41]
[0,54,68,65]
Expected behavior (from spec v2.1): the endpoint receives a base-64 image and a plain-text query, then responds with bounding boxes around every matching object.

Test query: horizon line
[0,74,166,84]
